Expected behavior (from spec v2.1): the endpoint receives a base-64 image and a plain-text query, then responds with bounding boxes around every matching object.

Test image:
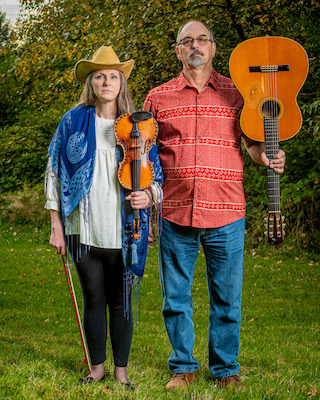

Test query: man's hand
[261,149,286,174]
[243,136,286,174]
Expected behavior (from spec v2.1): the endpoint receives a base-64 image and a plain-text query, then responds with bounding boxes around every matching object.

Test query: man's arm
[242,135,286,174]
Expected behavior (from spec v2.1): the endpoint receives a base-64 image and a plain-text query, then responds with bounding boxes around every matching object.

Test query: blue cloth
[48,104,163,278]
[49,104,96,220]
[159,217,245,378]
[117,144,163,278]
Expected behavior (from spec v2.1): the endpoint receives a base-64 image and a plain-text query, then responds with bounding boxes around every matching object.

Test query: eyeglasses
[178,36,212,47]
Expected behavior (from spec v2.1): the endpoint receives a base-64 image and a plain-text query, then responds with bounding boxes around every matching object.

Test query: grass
[0,223,319,399]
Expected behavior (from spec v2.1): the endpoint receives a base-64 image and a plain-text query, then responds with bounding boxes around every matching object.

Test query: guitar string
[273,65,280,213]
[265,65,278,213]
[269,64,280,213]
[270,65,276,212]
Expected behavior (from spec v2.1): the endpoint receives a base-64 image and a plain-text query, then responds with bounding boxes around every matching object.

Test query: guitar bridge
[249,65,289,73]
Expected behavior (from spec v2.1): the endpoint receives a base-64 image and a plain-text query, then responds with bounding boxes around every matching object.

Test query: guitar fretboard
[264,117,281,213]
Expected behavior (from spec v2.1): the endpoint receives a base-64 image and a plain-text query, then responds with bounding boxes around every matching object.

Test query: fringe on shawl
[123,180,163,326]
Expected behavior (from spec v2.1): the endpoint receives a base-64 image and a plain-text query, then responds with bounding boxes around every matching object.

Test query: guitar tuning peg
[283,223,286,227]
[282,216,285,220]
[264,217,268,221]
[264,231,267,236]
[283,230,286,235]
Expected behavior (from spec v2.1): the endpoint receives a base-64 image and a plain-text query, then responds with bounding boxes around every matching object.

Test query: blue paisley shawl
[48,104,163,278]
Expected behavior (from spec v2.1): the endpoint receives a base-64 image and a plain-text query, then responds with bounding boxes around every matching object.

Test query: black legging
[68,237,133,367]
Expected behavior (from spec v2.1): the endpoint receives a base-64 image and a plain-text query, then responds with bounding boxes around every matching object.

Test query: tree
[0,10,9,48]
[1,0,319,247]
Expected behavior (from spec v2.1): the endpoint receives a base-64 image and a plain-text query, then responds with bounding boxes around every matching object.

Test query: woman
[45,46,163,388]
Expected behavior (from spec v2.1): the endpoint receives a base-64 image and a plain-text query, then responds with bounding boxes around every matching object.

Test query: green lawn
[0,224,319,399]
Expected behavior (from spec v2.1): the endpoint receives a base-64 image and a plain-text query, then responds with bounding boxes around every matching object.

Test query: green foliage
[0,110,61,194]
[0,183,47,226]
[0,0,319,246]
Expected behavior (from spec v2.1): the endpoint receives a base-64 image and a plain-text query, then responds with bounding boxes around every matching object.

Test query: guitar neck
[264,117,281,213]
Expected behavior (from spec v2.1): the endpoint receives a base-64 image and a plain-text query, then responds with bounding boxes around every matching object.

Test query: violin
[229,36,308,245]
[114,111,158,240]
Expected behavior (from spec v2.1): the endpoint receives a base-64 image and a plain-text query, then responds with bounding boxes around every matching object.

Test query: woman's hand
[126,190,151,209]
[49,210,66,256]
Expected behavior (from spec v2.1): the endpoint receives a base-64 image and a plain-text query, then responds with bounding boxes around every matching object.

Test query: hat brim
[74,59,134,83]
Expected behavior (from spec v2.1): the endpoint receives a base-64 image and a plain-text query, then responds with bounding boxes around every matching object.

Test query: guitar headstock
[265,212,285,245]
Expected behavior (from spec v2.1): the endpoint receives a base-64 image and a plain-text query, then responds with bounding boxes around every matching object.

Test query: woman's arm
[45,156,66,255]
[49,210,66,256]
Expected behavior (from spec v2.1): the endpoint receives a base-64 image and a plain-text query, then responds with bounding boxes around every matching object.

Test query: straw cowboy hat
[74,46,134,83]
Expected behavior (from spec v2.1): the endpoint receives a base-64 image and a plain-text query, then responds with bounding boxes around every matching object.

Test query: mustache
[188,49,204,57]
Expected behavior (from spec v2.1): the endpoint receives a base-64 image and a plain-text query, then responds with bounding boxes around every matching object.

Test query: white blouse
[45,116,122,248]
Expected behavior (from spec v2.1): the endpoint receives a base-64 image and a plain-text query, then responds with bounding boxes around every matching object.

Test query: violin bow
[62,255,91,373]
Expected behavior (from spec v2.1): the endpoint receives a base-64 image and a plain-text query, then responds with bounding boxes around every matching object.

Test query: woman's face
[91,69,121,105]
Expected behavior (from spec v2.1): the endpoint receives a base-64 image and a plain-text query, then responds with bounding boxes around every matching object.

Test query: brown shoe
[218,375,244,390]
[165,372,195,391]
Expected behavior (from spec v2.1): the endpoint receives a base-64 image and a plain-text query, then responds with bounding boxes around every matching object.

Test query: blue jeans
[159,218,245,379]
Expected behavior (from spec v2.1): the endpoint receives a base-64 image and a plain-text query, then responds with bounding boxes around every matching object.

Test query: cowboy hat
[74,46,134,83]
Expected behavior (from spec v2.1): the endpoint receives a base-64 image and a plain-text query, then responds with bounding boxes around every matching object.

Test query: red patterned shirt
[143,69,245,228]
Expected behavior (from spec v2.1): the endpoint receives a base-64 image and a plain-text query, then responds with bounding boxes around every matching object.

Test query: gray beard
[188,56,204,67]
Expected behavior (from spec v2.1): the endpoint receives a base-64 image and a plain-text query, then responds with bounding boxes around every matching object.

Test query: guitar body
[229,36,309,142]
[229,37,308,244]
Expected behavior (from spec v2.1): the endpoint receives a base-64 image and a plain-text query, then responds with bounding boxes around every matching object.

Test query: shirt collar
[176,68,218,92]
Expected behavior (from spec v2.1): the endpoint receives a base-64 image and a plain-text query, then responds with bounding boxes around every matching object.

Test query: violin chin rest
[131,111,153,123]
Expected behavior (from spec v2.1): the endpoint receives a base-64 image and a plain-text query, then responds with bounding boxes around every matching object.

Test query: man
[143,20,285,391]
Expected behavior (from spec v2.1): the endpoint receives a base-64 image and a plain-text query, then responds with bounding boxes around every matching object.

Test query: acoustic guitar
[229,36,308,245]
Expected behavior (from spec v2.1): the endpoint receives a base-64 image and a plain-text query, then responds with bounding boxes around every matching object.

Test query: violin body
[114,112,158,190]
[114,111,158,240]
[229,37,308,245]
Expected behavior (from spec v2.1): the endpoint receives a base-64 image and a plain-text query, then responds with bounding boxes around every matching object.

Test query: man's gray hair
[176,20,215,44]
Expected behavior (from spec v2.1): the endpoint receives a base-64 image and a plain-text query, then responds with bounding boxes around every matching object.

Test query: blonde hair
[77,70,135,114]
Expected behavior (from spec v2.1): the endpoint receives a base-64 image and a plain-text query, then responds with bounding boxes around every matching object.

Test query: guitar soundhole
[262,100,280,119]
